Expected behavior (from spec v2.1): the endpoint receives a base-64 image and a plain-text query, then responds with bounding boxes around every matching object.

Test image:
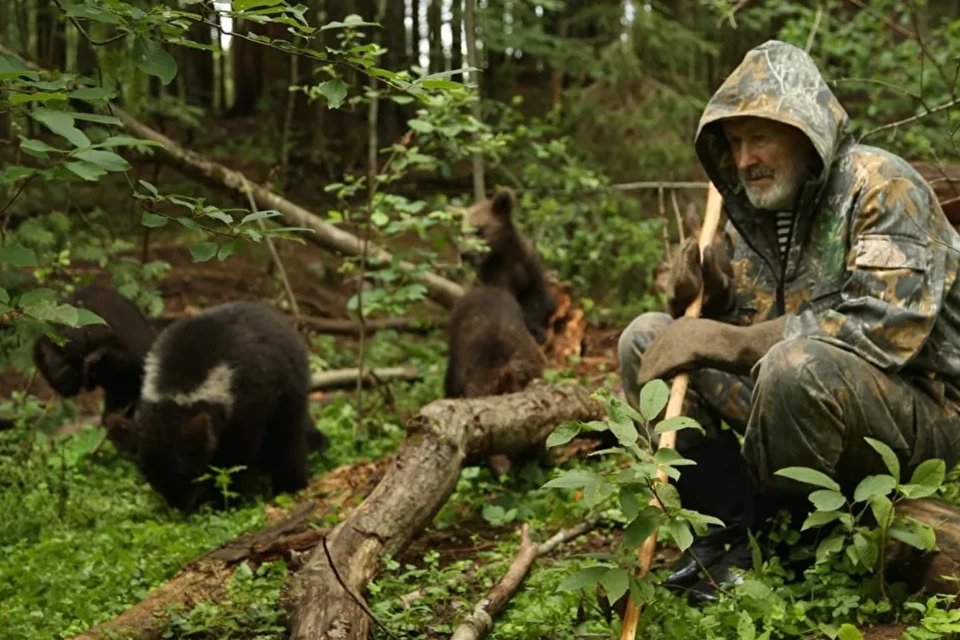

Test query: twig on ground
[670,189,685,244]
[805,2,825,52]
[448,516,601,640]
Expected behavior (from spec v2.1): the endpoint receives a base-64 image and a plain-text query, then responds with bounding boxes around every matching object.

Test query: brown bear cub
[460,188,558,344]
[32,284,157,427]
[108,301,328,513]
[444,286,547,399]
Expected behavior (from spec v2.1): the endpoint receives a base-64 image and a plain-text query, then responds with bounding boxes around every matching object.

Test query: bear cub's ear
[491,188,516,219]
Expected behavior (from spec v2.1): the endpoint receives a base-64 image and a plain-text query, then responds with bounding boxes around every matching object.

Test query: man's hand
[636,316,788,386]
[667,237,736,319]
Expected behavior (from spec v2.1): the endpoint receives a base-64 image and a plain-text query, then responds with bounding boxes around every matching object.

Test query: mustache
[740,165,775,181]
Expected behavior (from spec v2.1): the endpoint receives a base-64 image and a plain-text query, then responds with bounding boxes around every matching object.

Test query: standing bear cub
[110,301,328,513]
[460,188,558,344]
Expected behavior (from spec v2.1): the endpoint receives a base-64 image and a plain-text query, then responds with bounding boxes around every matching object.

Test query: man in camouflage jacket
[618,39,960,603]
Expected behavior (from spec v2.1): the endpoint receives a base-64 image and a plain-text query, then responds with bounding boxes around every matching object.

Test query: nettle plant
[774,437,941,581]
[542,379,721,605]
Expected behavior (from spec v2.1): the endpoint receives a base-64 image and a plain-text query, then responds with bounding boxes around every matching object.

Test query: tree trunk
[464,0,484,200]
[37,1,66,71]
[184,18,214,108]
[450,0,463,72]
[281,381,604,639]
[230,19,265,116]
[427,0,444,73]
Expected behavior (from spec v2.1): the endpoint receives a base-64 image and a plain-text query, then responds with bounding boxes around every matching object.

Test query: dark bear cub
[444,286,548,476]
[116,301,328,513]
[460,188,558,344]
[32,284,157,426]
[444,286,547,399]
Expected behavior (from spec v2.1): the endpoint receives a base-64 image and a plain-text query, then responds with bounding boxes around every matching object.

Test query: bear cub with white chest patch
[116,301,328,512]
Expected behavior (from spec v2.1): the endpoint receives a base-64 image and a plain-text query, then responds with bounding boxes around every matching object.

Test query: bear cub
[113,301,328,513]
[444,286,547,399]
[460,188,557,344]
[32,284,157,426]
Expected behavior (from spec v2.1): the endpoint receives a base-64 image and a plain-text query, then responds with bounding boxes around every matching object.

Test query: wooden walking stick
[619,182,724,639]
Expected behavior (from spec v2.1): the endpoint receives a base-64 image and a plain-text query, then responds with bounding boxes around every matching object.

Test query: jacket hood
[694,40,850,214]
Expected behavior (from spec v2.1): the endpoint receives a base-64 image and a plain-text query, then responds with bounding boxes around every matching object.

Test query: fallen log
[885,499,960,602]
[310,366,422,391]
[0,45,465,309]
[71,460,388,640]
[449,517,600,640]
[281,381,605,640]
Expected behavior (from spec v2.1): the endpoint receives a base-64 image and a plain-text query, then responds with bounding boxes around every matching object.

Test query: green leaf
[10,91,68,104]
[638,379,669,422]
[619,488,641,521]
[19,137,59,158]
[609,416,639,447]
[75,309,107,327]
[140,212,168,228]
[0,288,9,304]
[64,161,106,181]
[864,437,901,482]
[737,612,757,640]
[68,86,118,104]
[233,0,285,9]
[663,519,694,552]
[371,211,389,227]
[545,422,580,449]
[599,568,629,605]
[0,245,38,268]
[408,119,434,133]
[67,112,122,125]
[869,494,893,527]
[888,526,929,551]
[0,53,38,80]
[624,510,660,547]
[189,242,219,262]
[318,79,347,109]
[774,467,841,491]
[837,623,863,640]
[542,469,605,491]
[559,566,609,592]
[809,489,846,512]
[853,474,896,503]
[909,458,946,490]
[74,149,130,172]
[133,36,177,85]
[31,108,89,148]
[421,78,462,90]
[138,180,159,197]
[240,210,281,225]
[98,135,162,149]
[852,532,879,570]
[815,534,845,563]
[801,510,842,531]
[218,240,240,262]
[653,447,696,467]
[654,416,702,435]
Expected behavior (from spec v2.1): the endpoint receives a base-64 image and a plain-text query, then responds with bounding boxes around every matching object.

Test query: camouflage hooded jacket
[694,40,960,402]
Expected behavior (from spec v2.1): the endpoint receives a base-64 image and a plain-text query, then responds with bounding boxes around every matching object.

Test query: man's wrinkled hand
[636,316,788,386]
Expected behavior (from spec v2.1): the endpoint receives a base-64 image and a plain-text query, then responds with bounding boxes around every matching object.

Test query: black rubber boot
[687,537,754,604]
[660,521,746,590]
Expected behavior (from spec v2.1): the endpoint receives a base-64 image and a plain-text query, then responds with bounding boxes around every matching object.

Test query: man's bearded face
[721,117,816,211]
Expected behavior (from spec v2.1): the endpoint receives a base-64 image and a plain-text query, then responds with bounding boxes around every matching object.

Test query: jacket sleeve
[782,175,948,371]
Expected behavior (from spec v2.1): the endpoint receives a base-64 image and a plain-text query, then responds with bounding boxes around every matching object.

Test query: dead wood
[108,108,465,308]
[543,280,586,364]
[281,381,604,640]
[310,366,422,391]
[70,460,388,640]
[449,516,600,640]
[885,498,960,602]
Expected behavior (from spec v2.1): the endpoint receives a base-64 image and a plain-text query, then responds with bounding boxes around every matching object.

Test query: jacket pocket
[854,234,928,272]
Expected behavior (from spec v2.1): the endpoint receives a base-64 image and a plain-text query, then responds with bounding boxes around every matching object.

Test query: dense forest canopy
[2,1,960,639]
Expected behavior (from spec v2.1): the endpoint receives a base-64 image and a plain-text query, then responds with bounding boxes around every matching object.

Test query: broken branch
[310,366,421,391]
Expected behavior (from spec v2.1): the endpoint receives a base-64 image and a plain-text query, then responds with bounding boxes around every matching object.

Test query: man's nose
[736,146,758,171]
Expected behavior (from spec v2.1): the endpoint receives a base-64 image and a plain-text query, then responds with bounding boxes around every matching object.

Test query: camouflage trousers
[618,312,960,524]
